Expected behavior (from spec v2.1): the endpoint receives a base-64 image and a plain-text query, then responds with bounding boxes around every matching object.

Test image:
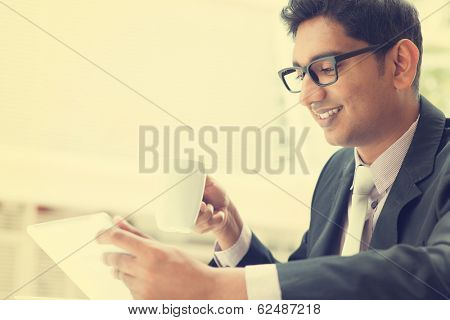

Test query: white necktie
[341,165,374,256]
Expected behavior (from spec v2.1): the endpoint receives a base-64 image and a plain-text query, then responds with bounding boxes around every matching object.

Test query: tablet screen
[27,212,132,299]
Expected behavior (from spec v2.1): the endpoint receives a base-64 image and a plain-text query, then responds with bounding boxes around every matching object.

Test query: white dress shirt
[214,115,420,299]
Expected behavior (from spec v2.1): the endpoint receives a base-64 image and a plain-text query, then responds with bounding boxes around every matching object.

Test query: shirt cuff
[245,264,282,300]
[213,224,252,267]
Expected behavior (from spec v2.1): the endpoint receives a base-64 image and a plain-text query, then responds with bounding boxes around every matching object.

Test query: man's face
[294,16,395,147]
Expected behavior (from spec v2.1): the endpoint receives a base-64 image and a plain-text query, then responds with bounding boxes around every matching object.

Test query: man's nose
[299,74,326,106]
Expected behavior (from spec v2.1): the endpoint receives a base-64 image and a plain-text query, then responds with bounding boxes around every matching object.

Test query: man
[97,0,449,299]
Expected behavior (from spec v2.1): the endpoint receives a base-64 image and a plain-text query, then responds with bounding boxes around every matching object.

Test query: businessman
[97,0,450,299]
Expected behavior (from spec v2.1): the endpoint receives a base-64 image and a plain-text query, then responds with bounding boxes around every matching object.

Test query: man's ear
[389,39,420,90]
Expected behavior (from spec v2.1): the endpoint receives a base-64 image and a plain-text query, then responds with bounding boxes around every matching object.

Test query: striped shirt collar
[351,114,420,195]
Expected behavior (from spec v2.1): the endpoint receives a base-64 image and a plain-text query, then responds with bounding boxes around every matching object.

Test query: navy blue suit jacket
[210,96,450,299]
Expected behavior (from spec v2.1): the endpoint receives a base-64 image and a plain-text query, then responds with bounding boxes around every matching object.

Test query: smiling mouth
[312,106,343,120]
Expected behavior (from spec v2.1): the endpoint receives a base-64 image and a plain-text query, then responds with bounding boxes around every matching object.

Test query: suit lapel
[371,96,446,249]
[370,172,422,249]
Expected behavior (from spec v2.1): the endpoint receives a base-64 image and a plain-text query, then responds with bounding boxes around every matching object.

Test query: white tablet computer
[27,212,132,300]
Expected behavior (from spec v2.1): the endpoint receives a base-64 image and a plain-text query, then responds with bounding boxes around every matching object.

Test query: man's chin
[323,131,350,147]
[323,132,340,146]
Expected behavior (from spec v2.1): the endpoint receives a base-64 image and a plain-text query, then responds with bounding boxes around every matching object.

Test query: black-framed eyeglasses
[278,44,383,93]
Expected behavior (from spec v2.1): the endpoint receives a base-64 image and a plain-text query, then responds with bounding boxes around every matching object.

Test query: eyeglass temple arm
[335,44,383,63]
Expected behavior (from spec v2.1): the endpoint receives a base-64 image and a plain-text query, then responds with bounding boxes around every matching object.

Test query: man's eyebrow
[292,50,343,67]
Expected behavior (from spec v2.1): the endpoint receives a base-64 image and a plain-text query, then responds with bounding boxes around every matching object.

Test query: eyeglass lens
[284,58,337,92]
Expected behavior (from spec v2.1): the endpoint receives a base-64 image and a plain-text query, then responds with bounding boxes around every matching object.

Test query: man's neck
[356,98,420,165]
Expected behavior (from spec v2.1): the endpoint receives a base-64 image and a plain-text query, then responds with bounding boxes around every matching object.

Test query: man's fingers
[103,252,138,276]
[113,216,149,239]
[195,202,213,225]
[97,227,149,256]
[119,272,138,292]
[209,210,225,226]
[195,202,225,230]
[194,203,225,233]
[111,268,138,292]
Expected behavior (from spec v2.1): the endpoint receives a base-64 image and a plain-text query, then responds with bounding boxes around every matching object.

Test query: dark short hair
[281,0,423,94]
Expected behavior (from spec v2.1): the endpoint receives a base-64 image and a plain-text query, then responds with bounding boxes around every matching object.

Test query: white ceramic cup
[154,159,206,233]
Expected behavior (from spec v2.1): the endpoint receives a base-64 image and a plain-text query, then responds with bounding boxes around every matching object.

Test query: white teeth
[316,106,342,119]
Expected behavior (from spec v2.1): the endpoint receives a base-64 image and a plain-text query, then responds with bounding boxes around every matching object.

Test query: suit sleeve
[209,232,281,267]
[276,164,450,299]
